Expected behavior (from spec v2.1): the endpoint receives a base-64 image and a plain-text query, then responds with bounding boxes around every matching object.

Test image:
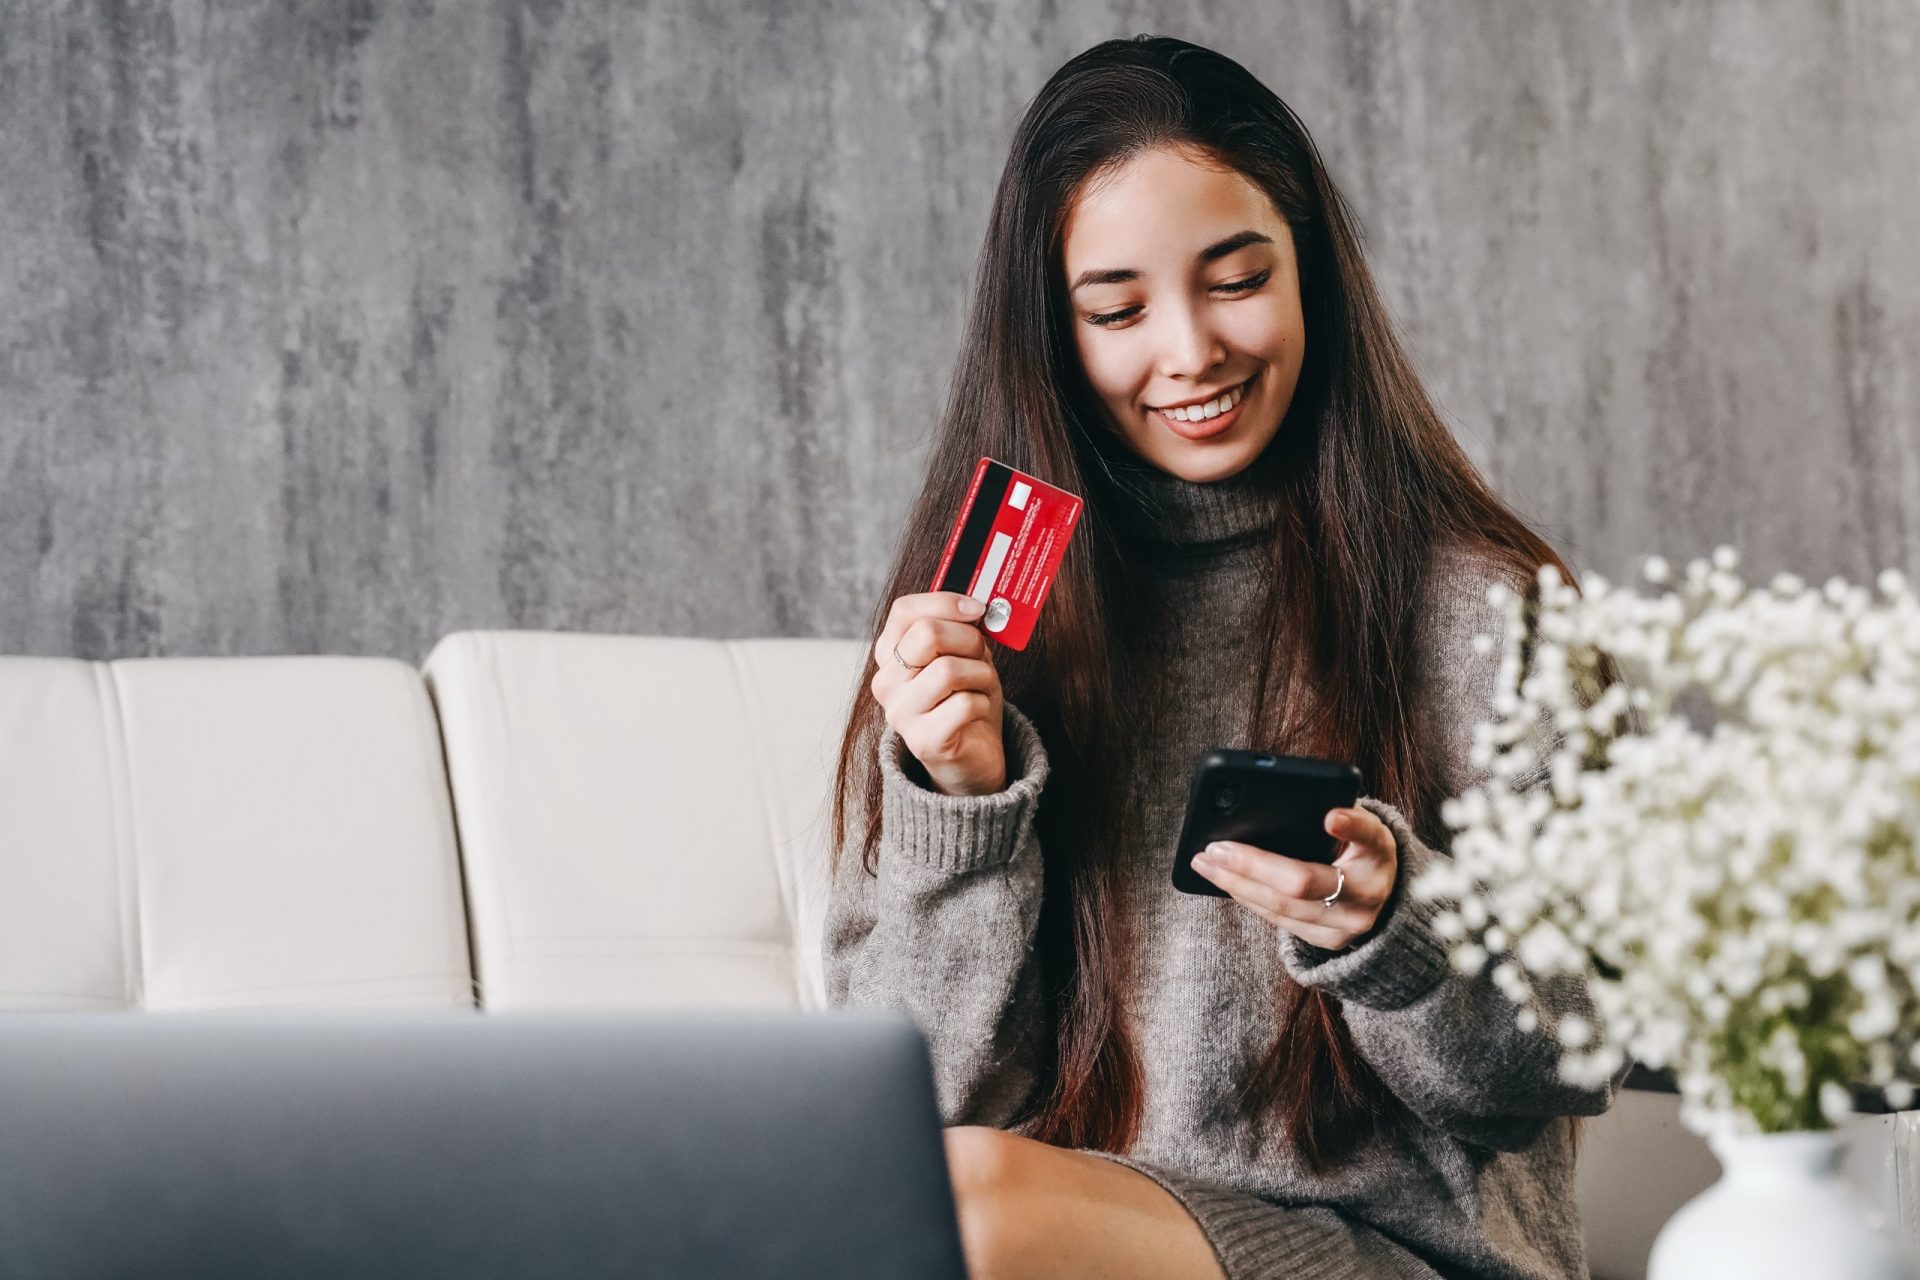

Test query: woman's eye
[1085,270,1273,328]
[1215,269,1272,296]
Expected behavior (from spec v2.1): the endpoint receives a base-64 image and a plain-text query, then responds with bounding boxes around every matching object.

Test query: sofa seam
[98,660,144,1009]
[478,635,521,1003]
[723,638,809,1007]
[418,649,485,1009]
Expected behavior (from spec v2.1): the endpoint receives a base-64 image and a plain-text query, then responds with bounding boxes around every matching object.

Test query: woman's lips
[1150,373,1255,441]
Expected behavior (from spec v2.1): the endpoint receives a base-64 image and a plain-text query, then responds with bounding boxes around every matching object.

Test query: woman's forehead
[1061,150,1285,271]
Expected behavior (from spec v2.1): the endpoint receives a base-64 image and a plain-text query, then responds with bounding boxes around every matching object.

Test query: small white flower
[1557,1014,1593,1048]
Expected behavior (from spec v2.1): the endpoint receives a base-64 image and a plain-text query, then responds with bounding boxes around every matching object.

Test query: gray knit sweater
[824,458,1621,1280]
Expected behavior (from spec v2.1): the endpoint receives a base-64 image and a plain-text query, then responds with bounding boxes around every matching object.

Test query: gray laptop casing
[0,1007,967,1280]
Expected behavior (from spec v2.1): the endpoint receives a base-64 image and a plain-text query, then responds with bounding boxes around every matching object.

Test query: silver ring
[1322,868,1345,910]
[892,642,922,673]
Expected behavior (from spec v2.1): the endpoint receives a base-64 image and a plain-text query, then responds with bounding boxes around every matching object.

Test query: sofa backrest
[0,655,473,1011]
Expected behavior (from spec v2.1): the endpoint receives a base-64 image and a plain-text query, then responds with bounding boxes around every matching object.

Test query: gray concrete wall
[2,2,1915,661]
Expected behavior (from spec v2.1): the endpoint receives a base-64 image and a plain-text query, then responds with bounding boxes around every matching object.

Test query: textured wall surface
[2,2,1915,661]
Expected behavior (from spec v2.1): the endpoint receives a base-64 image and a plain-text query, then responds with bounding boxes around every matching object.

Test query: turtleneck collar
[1098,445,1286,554]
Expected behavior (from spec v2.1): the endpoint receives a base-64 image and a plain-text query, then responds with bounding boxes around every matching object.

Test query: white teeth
[1159,379,1247,422]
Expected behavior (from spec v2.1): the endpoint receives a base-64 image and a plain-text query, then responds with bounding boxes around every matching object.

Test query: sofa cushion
[0,655,473,1010]
[422,632,863,1010]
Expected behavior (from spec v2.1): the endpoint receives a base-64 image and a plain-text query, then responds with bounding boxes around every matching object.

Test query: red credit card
[929,457,1083,650]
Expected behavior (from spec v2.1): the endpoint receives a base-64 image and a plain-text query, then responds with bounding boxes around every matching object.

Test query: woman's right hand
[870,591,1008,796]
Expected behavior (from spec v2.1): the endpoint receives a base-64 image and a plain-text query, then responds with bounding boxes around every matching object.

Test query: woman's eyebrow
[1068,229,1274,294]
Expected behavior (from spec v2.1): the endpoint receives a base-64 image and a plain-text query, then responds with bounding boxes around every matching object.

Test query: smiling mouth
[1150,374,1255,420]
[1148,372,1257,438]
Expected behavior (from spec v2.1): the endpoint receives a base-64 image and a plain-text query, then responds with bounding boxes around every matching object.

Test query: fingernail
[957,597,985,616]
[1204,841,1228,857]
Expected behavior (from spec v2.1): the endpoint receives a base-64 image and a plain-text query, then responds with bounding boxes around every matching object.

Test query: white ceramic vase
[1648,1129,1917,1280]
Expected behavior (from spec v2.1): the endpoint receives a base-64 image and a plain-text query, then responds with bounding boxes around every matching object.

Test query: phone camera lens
[1211,786,1240,813]
[1254,755,1276,767]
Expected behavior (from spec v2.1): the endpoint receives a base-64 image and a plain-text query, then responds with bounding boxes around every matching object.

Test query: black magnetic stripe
[937,461,1014,595]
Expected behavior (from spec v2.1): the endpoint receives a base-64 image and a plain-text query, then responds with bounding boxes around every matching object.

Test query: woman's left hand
[1189,806,1399,952]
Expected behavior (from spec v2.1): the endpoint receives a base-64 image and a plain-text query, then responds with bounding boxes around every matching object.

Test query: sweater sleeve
[1274,547,1625,1152]
[821,699,1052,1129]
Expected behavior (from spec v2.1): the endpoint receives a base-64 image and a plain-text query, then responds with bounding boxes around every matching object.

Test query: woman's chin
[1136,435,1267,484]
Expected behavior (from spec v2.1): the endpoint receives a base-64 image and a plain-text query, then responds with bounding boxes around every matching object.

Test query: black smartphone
[1171,749,1364,896]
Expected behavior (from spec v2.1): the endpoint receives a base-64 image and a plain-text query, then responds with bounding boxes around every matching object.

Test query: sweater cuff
[1274,796,1453,1010]
[877,700,1050,875]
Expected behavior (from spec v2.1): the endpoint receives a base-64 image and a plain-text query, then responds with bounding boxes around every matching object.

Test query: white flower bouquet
[1411,546,1920,1136]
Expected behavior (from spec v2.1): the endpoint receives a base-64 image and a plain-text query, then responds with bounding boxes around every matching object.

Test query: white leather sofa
[2,631,1914,1279]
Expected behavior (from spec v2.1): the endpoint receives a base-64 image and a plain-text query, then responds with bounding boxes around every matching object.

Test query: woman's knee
[941,1126,1224,1280]
[943,1126,1040,1278]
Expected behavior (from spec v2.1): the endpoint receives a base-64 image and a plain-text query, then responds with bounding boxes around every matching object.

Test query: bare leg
[943,1126,1229,1280]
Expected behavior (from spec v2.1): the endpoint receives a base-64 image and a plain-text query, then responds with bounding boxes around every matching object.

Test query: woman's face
[1060,145,1305,484]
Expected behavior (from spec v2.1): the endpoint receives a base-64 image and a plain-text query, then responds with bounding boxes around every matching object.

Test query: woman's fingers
[867,593,1002,740]
[1195,840,1346,902]
[872,614,992,702]
[893,616,992,670]
[1192,808,1402,951]
[1325,806,1394,875]
[887,653,999,722]
[1194,852,1368,926]
[910,688,998,762]
[1273,915,1352,952]
[874,593,986,665]
[1198,855,1367,948]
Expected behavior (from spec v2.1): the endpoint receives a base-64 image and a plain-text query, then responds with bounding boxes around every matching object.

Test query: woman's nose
[1158,307,1228,379]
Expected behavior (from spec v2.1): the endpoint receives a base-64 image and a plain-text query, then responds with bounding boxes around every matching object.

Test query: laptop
[0,1007,968,1279]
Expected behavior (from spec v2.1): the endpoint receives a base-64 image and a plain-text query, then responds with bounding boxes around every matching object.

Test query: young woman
[824,34,1624,1280]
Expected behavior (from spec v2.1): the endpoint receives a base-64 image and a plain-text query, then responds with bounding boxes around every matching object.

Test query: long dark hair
[829,34,1610,1170]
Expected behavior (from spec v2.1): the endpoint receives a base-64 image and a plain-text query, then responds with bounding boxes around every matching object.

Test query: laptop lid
[0,1007,967,1280]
